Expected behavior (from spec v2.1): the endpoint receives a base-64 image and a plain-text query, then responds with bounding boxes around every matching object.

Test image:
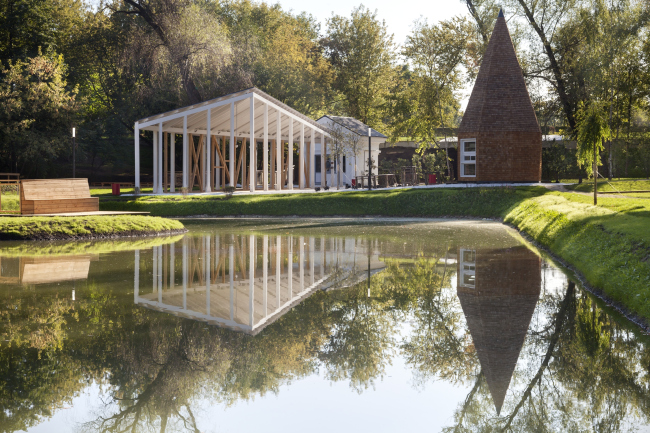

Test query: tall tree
[322,5,396,130]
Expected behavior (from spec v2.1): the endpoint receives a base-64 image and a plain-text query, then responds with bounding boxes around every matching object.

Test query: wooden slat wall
[20,179,98,214]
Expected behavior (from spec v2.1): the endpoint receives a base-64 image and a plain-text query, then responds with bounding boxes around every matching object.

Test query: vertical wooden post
[321,132,326,188]
[270,139,276,189]
[205,108,212,192]
[310,128,315,188]
[135,122,140,189]
[183,116,188,189]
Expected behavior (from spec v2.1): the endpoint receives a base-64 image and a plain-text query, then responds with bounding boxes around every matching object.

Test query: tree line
[0,0,648,180]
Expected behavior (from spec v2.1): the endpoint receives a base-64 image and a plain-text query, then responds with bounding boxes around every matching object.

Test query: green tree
[323,5,396,130]
[576,101,611,204]
[0,50,78,176]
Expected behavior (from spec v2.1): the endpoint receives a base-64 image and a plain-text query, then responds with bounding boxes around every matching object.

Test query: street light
[72,127,76,178]
[367,127,372,191]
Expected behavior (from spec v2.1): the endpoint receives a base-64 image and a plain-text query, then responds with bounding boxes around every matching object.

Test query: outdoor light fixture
[72,127,76,178]
[368,127,372,191]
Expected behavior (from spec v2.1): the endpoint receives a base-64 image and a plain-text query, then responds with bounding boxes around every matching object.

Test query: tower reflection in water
[456,245,541,415]
[134,234,386,335]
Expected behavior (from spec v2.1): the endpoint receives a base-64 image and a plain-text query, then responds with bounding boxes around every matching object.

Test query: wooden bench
[20,179,99,215]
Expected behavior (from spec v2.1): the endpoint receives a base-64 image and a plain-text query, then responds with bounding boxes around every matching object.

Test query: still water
[1,218,649,433]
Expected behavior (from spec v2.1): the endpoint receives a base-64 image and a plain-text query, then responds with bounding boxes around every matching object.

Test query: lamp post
[367,127,372,191]
[72,127,76,178]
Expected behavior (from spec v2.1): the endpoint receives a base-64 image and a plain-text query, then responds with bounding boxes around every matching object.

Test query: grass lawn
[566,178,650,193]
[0,215,185,241]
[100,185,650,324]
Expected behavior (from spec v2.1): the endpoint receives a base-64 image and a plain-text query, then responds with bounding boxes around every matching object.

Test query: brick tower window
[460,139,476,177]
[459,249,476,288]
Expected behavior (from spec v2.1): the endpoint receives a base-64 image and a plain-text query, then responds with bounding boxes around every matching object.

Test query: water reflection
[0,220,648,433]
[456,246,541,415]
[134,235,385,334]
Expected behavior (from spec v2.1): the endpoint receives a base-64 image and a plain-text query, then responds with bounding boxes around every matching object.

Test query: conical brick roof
[459,11,540,134]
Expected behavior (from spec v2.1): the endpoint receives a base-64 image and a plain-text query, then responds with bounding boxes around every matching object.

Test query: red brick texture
[458,15,542,182]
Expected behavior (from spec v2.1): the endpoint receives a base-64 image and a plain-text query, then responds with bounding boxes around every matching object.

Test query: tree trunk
[516,0,576,130]
[593,142,599,206]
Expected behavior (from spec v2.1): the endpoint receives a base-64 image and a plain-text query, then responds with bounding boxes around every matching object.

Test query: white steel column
[182,116,189,189]
[321,237,325,278]
[310,128,315,188]
[170,133,175,193]
[169,241,175,288]
[263,235,268,316]
[134,250,140,302]
[299,236,305,291]
[276,111,282,190]
[263,104,269,191]
[153,130,158,194]
[158,123,164,194]
[158,245,163,303]
[249,96,255,192]
[135,122,140,189]
[205,109,212,192]
[320,132,326,188]
[182,238,188,310]
[288,120,294,190]
[205,235,211,315]
[229,244,234,321]
[288,236,293,297]
[276,236,281,309]
[310,237,315,285]
[249,235,255,327]
[299,124,305,189]
[230,102,235,188]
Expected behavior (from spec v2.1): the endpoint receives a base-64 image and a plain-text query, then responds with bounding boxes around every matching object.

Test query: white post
[153,130,158,194]
[310,128,315,188]
[249,235,255,327]
[288,236,293,297]
[320,132,326,188]
[158,245,163,303]
[182,116,189,189]
[230,102,235,188]
[249,96,255,193]
[299,236,305,291]
[205,108,212,192]
[170,241,175,288]
[135,122,141,189]
[170,133,175,193]
[329,137,335,189]
[206,235,211,315]
[277,236,281,309]
[288,120,294,190]
[153,246,158,299]
[134,250,140,303]
[263,235,268,317]
[182,238,188,310]
[310,237,315,285]
[276,111,282,190]
[158,123,164,194]
[263,104,269,191]
[229,244,234,321]
[299,123,305,190]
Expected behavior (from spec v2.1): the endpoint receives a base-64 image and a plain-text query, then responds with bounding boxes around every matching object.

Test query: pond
[1,218,649,432]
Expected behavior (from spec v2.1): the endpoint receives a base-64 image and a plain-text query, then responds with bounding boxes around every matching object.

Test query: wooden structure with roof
[135,87,334,193]
[458,10,542,182]
[456,245,541,414]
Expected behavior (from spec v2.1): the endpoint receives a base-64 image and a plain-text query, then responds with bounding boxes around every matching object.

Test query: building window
[459,249,476,288]
[315,157,321,173]
[460,139,476,177]
[343,156,346,172]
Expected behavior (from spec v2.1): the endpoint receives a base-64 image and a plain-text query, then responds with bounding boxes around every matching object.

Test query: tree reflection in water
[0,221,649,432]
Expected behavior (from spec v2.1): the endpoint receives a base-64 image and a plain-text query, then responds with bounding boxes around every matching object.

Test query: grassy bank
[100,186,650,324]
[0,215,186,241]
[567,178,650,193]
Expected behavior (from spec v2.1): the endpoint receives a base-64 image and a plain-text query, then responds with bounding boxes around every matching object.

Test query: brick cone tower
[456,246,541,415]
[457,10,542,182]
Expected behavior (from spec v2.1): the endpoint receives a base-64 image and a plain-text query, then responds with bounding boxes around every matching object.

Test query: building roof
[459,13,540,134]
[318,115,388,138]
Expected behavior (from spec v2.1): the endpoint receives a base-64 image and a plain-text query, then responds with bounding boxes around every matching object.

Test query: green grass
[0,215,185,241]
[90,187,153,197]
[100,186,650,323]
[567,179,650,193]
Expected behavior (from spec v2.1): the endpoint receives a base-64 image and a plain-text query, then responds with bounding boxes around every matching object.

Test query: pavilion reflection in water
[457,246,541,415]
[134,235,385,335]
[0,255,96,285]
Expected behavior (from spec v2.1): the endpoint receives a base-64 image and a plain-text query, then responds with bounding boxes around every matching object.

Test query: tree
[322,6,396,130]
[576,101,611,204]
[0,50,78,176]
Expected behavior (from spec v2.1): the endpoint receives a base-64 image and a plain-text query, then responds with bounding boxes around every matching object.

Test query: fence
[0,173,20,214]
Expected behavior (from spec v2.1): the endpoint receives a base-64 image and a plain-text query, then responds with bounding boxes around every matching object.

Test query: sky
[275,0,470,47]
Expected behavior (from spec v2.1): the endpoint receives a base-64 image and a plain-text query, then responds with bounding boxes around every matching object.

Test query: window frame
[459,249,476,289]
[460,139,477,178]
